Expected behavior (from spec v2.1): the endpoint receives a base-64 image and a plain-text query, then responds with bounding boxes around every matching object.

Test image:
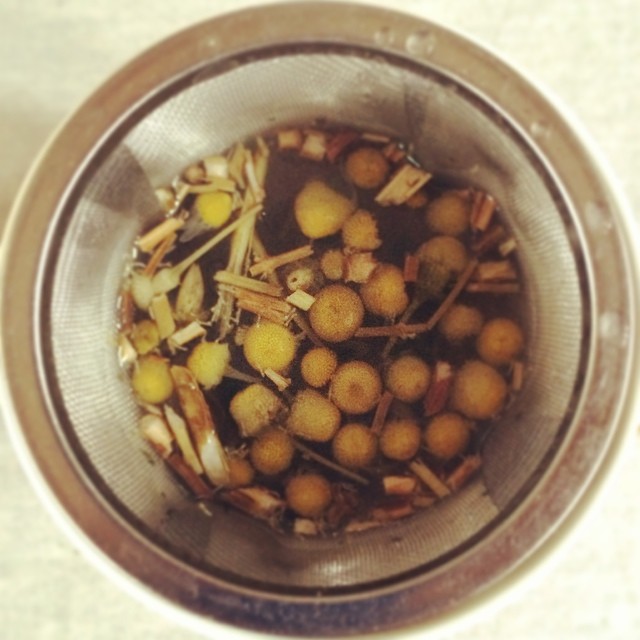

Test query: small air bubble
[405,30,437,57]
[374,26,395,46]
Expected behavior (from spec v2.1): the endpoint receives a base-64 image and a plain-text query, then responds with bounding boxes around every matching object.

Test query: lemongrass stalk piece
[409,460,450,498]
[149,293,176,340]
[214,271,283,297]
[248,245,314,277]
[277,129,303,151]
[285,289,316,311]
[136,217,185,254]
[446,455,482,492]
[168,321,206,351]
[300,130,327,161]
[383,476,418,496]
[375,164,432,206]
[171,365,231,486]
[139,414,173,458]
[473,260,517,282]
[203,155,229,179]
[264,368,291,391]
[164,404,204,475]
[187,177,237,194]
[153,209,258,294]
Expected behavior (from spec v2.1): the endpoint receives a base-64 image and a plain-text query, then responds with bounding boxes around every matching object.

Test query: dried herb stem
[409,460,451,498]
[214,271,283,297]
[292,440,369,486]
[136,216,184,253]
[370,390,394,435]
[143,231,176,276]
[465,282,520,294]
[249,245,314,277]
[358,258,479,340]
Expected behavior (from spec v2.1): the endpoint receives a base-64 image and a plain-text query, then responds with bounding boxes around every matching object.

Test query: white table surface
[1,0,639,638]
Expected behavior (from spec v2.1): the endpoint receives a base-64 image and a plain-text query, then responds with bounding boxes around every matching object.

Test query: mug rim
[2,2,639,637]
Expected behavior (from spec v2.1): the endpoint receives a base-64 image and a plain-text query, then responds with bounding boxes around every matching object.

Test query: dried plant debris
[117,126,528,536]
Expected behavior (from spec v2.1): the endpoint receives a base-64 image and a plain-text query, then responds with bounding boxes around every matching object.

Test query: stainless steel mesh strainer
[2,3,639,638]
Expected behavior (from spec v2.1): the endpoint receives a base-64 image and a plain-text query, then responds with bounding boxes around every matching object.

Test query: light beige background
[1,0,639,638]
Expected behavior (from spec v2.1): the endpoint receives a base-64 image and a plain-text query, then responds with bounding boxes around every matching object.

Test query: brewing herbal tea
[117,126,526,535]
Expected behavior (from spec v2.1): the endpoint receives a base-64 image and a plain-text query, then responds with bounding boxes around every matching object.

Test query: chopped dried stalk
[409,460,451,498]
[294,518,319,536]
[424,361,454,416]
[300,129,327,161]
[223,285,295,324]
[164,404,204,475]
[183,162,206,184]
[360,132,392,144]
[371,501,414,522]
[412,495,436,509]
[511,360,525,391]
[355,323,418,339]
[166,452,213,499]
[175,263,205,323]
[143,231,176,277]
[171,365,231,486]
[203,155,229,179]
[227,142,247,189]
[139,413,174,458]
[344,252,378,283]
[223,365,262,386]
[473,260,517,282]
[155,187,175,212]
[285,289,316,311]
[168,321,206,351]
[370,390,394,435]
[403,254,420,283]
[153,208,258,294]
[214,270,283,297]
[117,289,135,332]
[117,333,137,367]
[277,128,303,151]
[293,439,369,486]
[470,191,497,231]
[136,216,185,253]
[211,204,261,338]
[264,368,291,391]
[248,245,314,277]
[325,130,358,162]
[222,486,285,521]
[187,176,237,194]
[243,148,265,202]
[446,455,482,492]
[382,142,407,163]
[471,224,506,255]
[499,237,518,256]
[383,476,418,496]
[345,520,382,533]
[169,182,191,216]
[254,136,270,187]
[465,282,520,294]
[375,163,432,206]
[149,293,176,340]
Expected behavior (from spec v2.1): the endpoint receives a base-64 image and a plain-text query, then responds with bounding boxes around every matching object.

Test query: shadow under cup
[3,4,637,637]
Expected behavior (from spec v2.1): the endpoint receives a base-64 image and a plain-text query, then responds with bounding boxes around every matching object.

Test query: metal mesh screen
[47,49,584,590]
